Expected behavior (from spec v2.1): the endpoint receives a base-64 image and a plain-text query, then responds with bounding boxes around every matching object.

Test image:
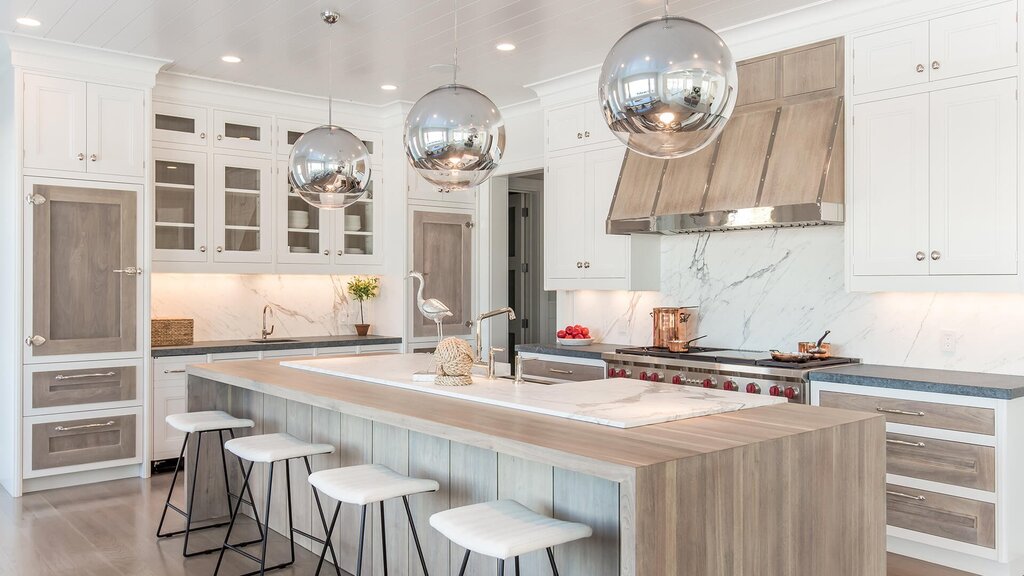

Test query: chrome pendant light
[288,10,372,210]
[403,0,506,193]
[598,0,738,159]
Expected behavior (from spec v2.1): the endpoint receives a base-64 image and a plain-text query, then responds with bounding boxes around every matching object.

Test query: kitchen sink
[248,338,300,344]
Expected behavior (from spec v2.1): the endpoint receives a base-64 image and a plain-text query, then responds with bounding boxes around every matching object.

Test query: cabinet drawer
[886,432,995,491]
[30,364,136,411]
[886,483,995,548]
[521,358,604,382]
[154,355,207,385]
[818,391,994,435]
[28,411,138,474]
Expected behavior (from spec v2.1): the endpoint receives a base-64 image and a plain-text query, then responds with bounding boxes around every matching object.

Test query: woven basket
[152,318,194,347]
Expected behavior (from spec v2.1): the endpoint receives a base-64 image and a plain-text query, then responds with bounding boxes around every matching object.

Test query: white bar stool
[156,410,262,557]
[214,433,339,576]
[430,500,593,576]
[308,464,440,576]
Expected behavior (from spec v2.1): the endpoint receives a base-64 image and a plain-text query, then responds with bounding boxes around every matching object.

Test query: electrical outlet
[940,330,957,354]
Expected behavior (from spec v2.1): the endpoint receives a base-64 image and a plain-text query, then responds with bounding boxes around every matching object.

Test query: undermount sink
[248,338,300,344]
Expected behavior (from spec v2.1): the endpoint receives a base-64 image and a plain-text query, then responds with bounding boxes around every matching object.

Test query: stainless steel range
[602,347,860,404]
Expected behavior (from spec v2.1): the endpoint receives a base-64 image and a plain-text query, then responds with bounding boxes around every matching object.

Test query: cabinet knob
[337,250,343,256]
[200,132,206,139]
[323,250,330,256]
[931,250,941,261]
[583,261,591,269]
[576,132,583,139]
[89,154,97,162]
[77,153,85,161]
[25,335,46,347]
[576,261,583,268]
[915,251,925,261]
[199,245,207,253]
[216,134,223,141]
[584,131,590,138]
[216,246,223,253]
[931,60,940,70]
[916,64,925,73]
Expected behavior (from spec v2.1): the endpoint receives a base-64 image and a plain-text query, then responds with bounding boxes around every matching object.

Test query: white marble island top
[280,353,785,428]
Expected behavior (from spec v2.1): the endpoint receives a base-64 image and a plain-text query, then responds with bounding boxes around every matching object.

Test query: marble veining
[280,353,784,428]
[570,227,1024,375]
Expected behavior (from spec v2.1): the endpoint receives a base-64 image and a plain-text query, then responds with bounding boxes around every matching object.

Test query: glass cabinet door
[153,148,208,262]
[333,174,383,266]
[213,110,273,154]
[25,178,141,360]
[212,155,272,263]
[153,102,208,147]
[276,160,332,264]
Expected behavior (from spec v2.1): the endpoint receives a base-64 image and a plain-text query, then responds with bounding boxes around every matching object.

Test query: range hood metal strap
[754,107,784,208]
[696,136,723,215]
[816,96,845,204]
[646,157,671,218]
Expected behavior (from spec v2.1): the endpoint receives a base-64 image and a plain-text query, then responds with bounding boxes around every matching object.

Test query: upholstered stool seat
[166,410,254,433]
[223,432,333,463]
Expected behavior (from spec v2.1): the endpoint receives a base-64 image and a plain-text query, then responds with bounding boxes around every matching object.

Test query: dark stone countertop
[151,334,402,358]
[515,342,624,361]
[809,363,1024,400]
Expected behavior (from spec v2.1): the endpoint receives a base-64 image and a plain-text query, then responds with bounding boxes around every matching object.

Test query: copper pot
[667,335,708,353]
[651,307,697,349]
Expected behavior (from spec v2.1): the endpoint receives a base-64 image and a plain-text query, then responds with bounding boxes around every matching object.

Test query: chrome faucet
[474,307,516,363]
[261,305,275,340]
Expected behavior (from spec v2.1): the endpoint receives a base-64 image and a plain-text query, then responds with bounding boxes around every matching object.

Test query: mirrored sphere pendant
[599,16,738,159]
[404,84,506,193]
[288,125,372,209]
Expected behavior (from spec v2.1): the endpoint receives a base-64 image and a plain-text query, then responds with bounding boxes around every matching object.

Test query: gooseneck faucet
[474,307,516,364]
[261,305,275,340]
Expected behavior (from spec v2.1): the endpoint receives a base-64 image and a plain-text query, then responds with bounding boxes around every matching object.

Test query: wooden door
[212,155,273,263]
[852,22,929,95]
[153,101,209,147]
[546,104,586,152]
[23,74,86,173]
[277,159,331,265]
[584,147,628,279]
[25,178,140,360]
[86,83,144,177]
[928,78,1017,275]
[544,154,586,280]
[851,95,930,276]
[411,209,474,338]
[153,148,209,262]
[929,1,1017,82]
[212,110,273,154]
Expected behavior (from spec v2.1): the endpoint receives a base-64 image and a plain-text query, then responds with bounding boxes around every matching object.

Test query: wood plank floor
[0,473,978,576]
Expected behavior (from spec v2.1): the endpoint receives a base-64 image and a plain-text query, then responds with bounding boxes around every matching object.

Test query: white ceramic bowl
[288,210,309,229]
[557,337,594,346]
[345,214,362,231]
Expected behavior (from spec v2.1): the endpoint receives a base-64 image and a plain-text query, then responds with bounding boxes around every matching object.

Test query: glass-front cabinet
[332,175,381,265]
[276,160,332,264]
[153,102,208,147]
[213,155,272,263]
[153,149,207,262]
[213,110,272,154]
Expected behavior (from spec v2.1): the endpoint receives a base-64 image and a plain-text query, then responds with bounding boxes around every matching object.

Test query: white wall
[0,54,17,495]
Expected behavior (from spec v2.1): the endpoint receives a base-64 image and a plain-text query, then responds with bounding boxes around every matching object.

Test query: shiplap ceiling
[4,0,822,106]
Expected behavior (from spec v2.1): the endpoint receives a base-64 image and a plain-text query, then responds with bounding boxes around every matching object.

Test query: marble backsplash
[568,226,1024,374]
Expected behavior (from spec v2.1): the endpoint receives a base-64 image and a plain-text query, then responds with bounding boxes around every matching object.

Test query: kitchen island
[186,354,886,576]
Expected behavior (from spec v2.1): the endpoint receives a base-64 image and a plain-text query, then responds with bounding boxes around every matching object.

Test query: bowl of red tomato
[556,324,593,346]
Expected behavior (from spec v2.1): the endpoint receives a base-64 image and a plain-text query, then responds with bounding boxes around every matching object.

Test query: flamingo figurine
[408,271,453,339]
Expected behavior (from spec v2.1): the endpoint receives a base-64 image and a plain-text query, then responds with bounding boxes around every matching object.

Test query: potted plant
[347,276,380,336]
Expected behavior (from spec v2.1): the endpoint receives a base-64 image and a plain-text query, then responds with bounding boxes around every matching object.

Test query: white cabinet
[154,148,209,262]
[853,2,1017,95]
[213,110,273,154]
[544,146,658,290]
[546,101,615,152]
[851,79,1018,283]
[154,101,209,147]
[212,154,273,263]
[151,386,188,461]
[23,75,144,177]
[407,164,477,204]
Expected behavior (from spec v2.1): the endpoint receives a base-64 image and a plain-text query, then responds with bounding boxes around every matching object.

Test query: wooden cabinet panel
[736,57,778,107]
[607,150,662,221]
[584,147,629,279]
[886,483,995,548]
[519,358,605,382]
[30,364,137,411]
[886,432,995,492]
[818,391,994,435]
[852,95,930,276]
[928,78,1017,276]
[86,83,144,177]
[29,412,137,473]
[545,154,586,280]
[411,208,474,338]
[154,101,208,147]
[760,97,842,207]
[703,109,775,212]
[656,140,716,215]
[853,22,930,94]
[27,180,140,359]
[782,42,838,97]
[929,1,1017,82]
[552,468,619,576]
[23,74,86,173]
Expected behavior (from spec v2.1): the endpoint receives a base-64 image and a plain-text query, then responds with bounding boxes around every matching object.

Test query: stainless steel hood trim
[606,202,845,235]
[816,96,845,204]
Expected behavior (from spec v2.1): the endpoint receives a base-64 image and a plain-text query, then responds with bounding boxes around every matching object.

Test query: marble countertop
[810,364,1024,400]
[151,334,402,357]
[280,353,784,428]
[515,342,625,360]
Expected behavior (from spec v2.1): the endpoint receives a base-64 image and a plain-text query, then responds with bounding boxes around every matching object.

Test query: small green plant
[346,276,380,324]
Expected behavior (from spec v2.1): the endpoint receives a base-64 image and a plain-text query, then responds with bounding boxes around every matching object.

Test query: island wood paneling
[448,442,499,576]
[553,468,620,576]
[372,422,410,576]
[498,454,554,573]
[408,433,451,576]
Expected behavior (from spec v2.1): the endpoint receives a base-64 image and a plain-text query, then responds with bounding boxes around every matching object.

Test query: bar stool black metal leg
[403,495,430,576]
[546,547,560,576]
[497,558,504,576]
[305,458,342,576]
[229,429,265,542]
[315,502,342,576]
[181,430,203,556]
[515,556,520,576]
[458,549,470,576]
[285,460,296,567]
[214,460,256,576]
[256,461,274,576]
[156,432,190,538]
[355,505,368,576]
[379,500,388,576]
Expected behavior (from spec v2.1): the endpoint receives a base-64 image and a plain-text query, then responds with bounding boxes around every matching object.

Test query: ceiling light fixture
[380,84,398,91]
[221,55,242,63]
[495,42,516,51]
[16,17,41,27]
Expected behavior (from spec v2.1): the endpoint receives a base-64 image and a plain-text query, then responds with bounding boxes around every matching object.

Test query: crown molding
[1,33,168,87]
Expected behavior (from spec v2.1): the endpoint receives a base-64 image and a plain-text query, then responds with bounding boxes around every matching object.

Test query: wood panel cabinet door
[23,74,87,173]
[25,178,141,361]
[544,154,586,280]
[410,208,474,338]
[86,83,144,177]
[852,95,930,276]
[929,1,1017,82]
[153,148,209,262]
[584,147,628,279]
[928,78,1017,275]
[212,155,273,263]
[852,22,929,95]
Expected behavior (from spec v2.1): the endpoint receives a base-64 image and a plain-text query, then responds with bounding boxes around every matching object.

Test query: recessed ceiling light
[495,42,516,51]
[380,84,398,91]
[16,17,41,27]
[221,55,242,63]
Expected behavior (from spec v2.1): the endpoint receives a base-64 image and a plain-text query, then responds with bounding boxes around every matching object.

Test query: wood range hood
[607,38,845,235]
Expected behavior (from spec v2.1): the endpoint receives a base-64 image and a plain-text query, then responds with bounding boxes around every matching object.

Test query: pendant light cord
[328,21,334,125]
[452,0,459,86]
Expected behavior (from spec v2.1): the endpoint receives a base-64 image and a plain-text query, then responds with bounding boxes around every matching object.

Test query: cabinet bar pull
[55,420,115,432]
[887,490,926,502]
[548,368,574,375]
[163,369,187,374]
[113,266,143,276]
[886,438,926,448]
[54,371,116,381]
[876,407,925,417]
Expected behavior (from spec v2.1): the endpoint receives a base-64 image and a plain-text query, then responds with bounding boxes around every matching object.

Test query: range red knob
[784,386,799,400]
[769,385,783,397]
[648,373,662,382]
[621,369,631,378]
[746,383,761,394]
[702,378,716,388]
[639,371,648,381]
[723,380,737,391]
[608,367,616,378]
[671,375,682,385]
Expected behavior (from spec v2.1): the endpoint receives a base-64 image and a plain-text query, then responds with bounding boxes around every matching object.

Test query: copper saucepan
[769,349,812,363]
[667,335,708,353]
[651,307,697,349]
[798,330,832,358]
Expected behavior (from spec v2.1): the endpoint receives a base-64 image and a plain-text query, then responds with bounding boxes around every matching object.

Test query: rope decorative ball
[434,337,475,386]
